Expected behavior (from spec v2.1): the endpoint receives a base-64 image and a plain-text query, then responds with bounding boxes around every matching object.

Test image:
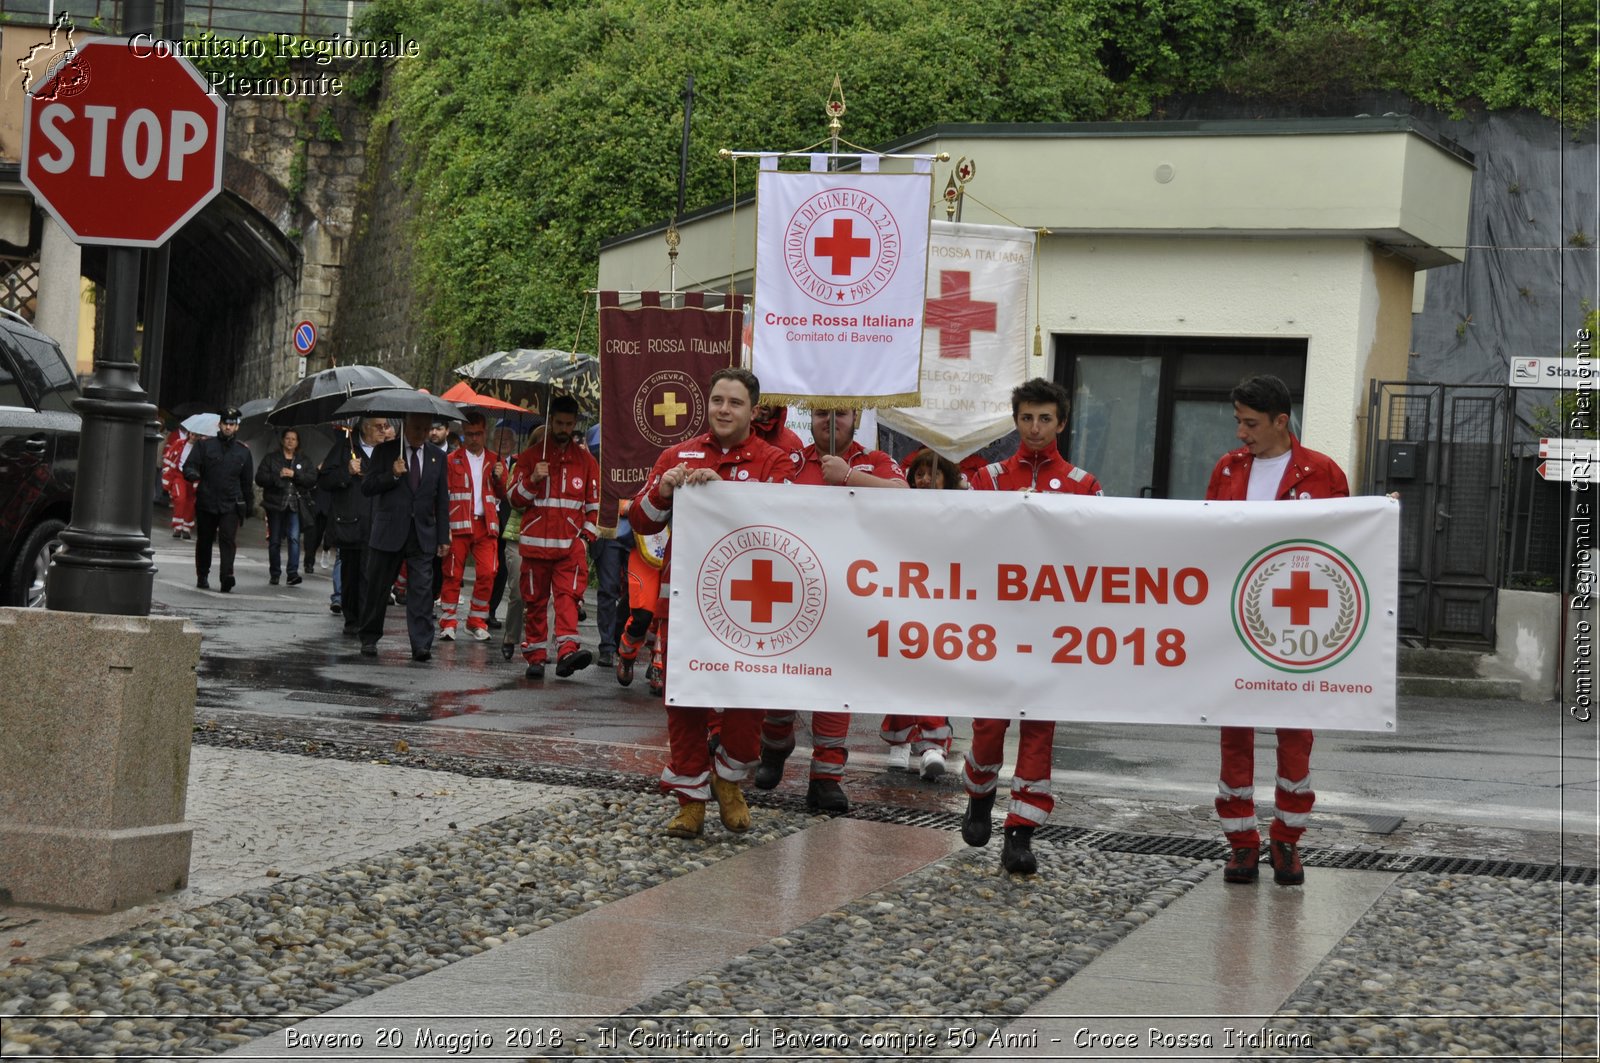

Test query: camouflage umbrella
[453,348,599,417]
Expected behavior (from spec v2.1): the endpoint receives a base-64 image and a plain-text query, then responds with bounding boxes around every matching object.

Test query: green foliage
[362,0,1596,362]
[1530,309,1600,440]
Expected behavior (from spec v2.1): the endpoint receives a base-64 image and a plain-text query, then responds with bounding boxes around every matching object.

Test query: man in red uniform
[162,427,196,539]
[630,367,791,839]
[507,396,600,679]
[751,406,907,813]
[1206,374,1350,887]
[963,378,1104,875]
[439,412,509,642]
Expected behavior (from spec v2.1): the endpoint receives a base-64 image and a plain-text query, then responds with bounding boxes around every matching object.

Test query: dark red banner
[598,291,744,531]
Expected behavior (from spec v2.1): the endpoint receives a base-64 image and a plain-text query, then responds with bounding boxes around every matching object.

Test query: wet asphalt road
[151,527,1596,837]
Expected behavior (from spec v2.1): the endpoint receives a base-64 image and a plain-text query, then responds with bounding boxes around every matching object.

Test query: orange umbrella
[440,380,531,413]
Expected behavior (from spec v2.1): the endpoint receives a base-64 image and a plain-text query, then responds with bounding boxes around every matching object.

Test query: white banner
[753,169,932,407]
[878,221,1033,460]
[667,486,1398,731]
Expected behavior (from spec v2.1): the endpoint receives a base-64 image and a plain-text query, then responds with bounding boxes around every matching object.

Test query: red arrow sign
[21,38,226,248]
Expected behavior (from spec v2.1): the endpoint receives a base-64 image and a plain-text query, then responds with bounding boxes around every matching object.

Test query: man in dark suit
[358,412,451,661]
[318,416,389,634]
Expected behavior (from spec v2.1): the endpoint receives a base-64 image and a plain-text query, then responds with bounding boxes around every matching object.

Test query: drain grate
[285,691,410,709]
[193,726,1598,887]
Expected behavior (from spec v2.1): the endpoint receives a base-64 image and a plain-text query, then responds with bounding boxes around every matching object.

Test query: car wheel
[6,518,66,608]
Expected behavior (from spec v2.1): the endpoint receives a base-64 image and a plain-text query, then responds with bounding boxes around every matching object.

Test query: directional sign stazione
[1510,356,1597,388]
[21,37,227,248]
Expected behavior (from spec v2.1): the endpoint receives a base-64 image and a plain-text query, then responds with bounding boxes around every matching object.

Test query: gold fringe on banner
[762,391,921,410]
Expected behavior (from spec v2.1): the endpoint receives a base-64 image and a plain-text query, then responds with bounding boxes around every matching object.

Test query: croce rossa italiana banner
[667,487,1398,731]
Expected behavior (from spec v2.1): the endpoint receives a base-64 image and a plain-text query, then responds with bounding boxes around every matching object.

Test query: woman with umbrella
[255,429,317,585]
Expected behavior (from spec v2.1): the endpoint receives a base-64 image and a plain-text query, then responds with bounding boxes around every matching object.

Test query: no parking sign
[293,320,317,355]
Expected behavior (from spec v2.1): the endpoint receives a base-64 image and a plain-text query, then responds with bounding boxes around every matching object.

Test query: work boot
[752,745,792,790]
[961,793,995,847]
[805,778,850,814]
[665,801,706,838]
[709,775,751,833]
[1223,846,1261,884]
[1268,840,1305,886]
[555,647,593,677]
[615,653,635,686]
[220,576,235,593]
[646,651,665,697]
[1000,826,1038,875]
[524,662,545,679]
[919,748,947,780]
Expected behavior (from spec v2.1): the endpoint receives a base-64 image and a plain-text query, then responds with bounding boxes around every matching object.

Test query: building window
[1059,334,1307,499]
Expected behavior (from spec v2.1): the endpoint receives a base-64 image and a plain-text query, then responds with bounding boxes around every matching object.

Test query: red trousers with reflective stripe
[520,547,587,664]
[759,711,850,780]
[964,718,1055,828]
[1217,727,1315,847]
[880,715,952,753]
[169,477,195,534]
[440,516,498,630]
[664,706,762,804]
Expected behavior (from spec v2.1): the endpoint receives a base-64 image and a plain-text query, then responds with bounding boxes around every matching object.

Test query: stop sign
[21,37,226,248]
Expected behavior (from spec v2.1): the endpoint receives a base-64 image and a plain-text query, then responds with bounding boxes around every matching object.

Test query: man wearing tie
[358,412,451,662]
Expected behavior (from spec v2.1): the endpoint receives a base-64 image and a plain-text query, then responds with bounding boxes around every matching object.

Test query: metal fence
[0,0,369,36]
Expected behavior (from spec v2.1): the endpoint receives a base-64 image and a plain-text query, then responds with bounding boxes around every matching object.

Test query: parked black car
[0,310,78,608]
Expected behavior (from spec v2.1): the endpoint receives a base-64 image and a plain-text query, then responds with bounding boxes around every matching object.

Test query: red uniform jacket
[967,439,1103,496]
[792,440,905,485]
[444,447,508,537]
[630,430,791,537]
[751,414,805,482]
[1204,437,1350,501]
[508,439,599,559]
[161,430,188,491]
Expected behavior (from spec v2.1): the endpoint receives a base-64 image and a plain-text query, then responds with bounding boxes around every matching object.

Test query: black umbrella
[453,348,599,416]
[333,388,464,421]
[267,365,412,426]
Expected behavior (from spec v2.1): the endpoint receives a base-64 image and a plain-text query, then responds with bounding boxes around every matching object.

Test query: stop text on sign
[32,104,210,181]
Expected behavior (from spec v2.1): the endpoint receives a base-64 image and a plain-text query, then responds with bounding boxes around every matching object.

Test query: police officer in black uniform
[183,406,255,592]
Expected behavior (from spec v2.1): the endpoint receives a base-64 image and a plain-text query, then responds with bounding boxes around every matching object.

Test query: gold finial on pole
[943,173,960,220]
[826,74,846,154]
[665,225,681,296]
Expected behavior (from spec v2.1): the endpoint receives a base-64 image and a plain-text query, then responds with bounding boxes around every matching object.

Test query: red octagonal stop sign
[21,37,226,248]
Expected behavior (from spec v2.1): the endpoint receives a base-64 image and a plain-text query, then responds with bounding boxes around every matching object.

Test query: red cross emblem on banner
[730,558,795,623]
[925,270,997,359]
[813,218,872,277]
[1272,569,1330,626]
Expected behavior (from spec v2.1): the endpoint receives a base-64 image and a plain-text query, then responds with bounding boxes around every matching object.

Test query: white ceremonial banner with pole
[878,220,1033,459]
[667,485,1398,731]
[752,168,933,407]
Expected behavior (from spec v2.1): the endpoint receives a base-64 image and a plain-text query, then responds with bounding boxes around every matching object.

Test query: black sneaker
[1224,847,1261,884]
[1268,840,1304,886]
[287,574,302,586]
[525,662,545,679]
[220,576,235,593]
[359,643,378,657]
[961,793,995,847]
[805,778,850,814]
[1000,826,1038,875]
[597,649,615,669]
[330,602,342,614]
[753,745,792,790]
[487,618,503,630]
[269,574,280,586]
[500,643,515,661]
[196,577,210,590]
[555,647,593,677]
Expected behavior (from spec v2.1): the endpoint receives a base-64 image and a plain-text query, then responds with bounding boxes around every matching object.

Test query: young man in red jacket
[508,395,600,679]
[751,405,907,813]
[963,378,1104,875]
[1206,374,1350,887]
[439,412,509,642]
[629,367,791,839]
